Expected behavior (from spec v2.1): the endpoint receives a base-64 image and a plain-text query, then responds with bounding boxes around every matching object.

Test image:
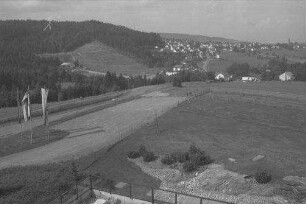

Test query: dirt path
[0,94,184,169]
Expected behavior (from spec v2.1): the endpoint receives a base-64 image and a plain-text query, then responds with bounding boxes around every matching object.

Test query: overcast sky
[0,0,305,43]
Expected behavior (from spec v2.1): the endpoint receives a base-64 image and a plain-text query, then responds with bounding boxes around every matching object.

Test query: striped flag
[41,88,49,126]
[22,91,31,122]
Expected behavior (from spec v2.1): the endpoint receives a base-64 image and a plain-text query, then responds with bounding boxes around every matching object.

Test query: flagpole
[47,107,50,141]
[28,86,33,144]
[16,88,23,139]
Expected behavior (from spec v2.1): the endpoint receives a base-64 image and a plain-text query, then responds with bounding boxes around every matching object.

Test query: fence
[46,174,233,204]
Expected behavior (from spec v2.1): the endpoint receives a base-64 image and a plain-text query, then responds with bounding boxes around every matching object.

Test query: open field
[262,48,306,63]
[208,51,269,73]
[209,81,306,97]
[72,41,161,76]
[89,88,306,177]
[85,81,306,203]
[39,41,161,76]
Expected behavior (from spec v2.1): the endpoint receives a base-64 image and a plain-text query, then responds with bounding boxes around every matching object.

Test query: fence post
[129,183,132,199]
[200,198,202,204]
[175,192,177,204]
[151,188,154,204]
[89,175,93,197]
[59,195,63,204]
[76,183,79,200]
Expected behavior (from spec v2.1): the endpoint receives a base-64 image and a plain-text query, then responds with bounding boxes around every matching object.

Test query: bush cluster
[255,170,272,184]
[161,144,213,173]
[161,154,176,165]
[127,145,157,162]
[127,150,141,159]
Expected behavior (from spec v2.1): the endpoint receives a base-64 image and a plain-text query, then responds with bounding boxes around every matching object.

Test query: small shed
[279,72,294,81]
[215,73,225,80]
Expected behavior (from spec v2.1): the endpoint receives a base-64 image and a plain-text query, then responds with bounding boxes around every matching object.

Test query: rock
[283,176,306,186]
[252,155,265,161]
[229,158,236,162]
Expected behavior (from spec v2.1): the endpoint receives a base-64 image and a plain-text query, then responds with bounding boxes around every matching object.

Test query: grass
[209,81,306,96]
[72,41,161,76]
[261,48,306,63]
[89,87,306,183]
[0,163,78,204]
[0,125,69,157]
[207,51,269,73]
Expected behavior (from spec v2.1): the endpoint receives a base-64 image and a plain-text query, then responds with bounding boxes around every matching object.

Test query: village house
[279,72,294,81]
[242,76,259,82]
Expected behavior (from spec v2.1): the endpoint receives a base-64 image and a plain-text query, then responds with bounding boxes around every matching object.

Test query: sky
[0,0,305,43]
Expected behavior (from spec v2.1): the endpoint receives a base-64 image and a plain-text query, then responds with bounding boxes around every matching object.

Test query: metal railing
[46,174,233,204]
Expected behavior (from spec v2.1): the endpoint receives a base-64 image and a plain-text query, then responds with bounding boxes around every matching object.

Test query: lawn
[88,87,306,183]
[209,81,306,96]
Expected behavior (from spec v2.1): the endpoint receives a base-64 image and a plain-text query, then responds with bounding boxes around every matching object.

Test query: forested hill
[0,20,164,108]
[0,20,163,60]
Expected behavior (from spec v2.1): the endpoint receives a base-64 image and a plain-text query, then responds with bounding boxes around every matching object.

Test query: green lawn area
[88,88,306,182]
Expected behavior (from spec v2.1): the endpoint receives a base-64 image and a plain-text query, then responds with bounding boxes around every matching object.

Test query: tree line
[0,69,165,108]
[226,57,306,81]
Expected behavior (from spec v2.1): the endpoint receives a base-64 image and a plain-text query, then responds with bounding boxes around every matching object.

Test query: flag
[22,91,31,122]
[41,88,49,126]
[16,89,21,124]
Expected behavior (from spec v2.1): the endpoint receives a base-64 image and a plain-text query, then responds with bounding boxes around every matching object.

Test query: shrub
[138,145,148,157]
[189,143,203,155]
[172,77,182,87]
[170,152,189,163]
[183,161,197,172]
[161,154,176,165]
[190,152,213,166]
[143,151,157,162]
[255,170,272,184]
[127,150,141,159]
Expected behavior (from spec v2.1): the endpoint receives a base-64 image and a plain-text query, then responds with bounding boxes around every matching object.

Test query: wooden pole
[20,123,23,139]
[28,86,34,144]
[47,107,50,141]
[16,88,23,139]
[30,117,33,144]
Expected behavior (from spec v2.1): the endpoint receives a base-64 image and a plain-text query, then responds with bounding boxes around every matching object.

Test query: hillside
[160,32,239,43]
[72,41,161,76]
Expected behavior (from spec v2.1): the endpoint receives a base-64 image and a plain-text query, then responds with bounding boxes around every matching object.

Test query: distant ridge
[160,33,239,43]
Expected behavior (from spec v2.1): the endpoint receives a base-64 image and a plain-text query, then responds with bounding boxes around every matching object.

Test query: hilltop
[160,32,239,43]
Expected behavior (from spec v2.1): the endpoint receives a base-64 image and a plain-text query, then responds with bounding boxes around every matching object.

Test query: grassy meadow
[207,51,269,73]
[72,41,161,76]
[88,81,306,182]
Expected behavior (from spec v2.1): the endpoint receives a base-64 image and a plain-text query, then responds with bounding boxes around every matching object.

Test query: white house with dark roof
[279,72,294,81]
